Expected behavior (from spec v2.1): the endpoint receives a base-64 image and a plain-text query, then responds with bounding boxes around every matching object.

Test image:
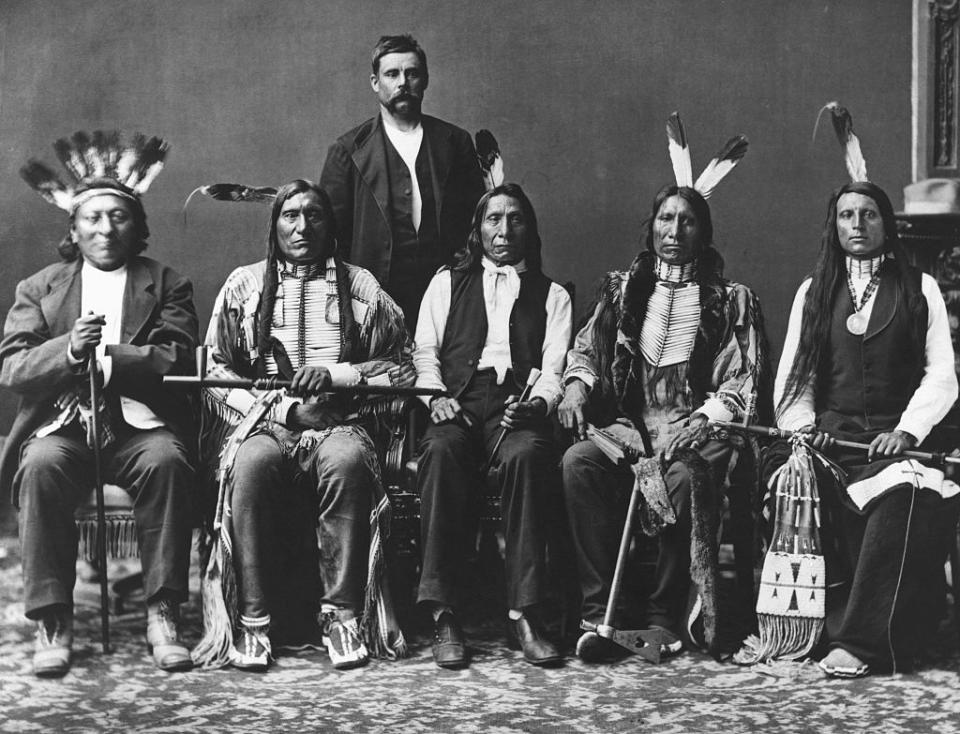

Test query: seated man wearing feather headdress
[760,105,959,678]
[1,132,198,676]
[559,114,769,662]
[191,179,411,672]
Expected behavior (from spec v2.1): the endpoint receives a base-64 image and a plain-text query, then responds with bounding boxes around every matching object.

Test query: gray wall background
[0,0,911,431]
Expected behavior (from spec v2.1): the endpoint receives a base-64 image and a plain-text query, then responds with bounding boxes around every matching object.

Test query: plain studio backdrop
[0,0,911,431]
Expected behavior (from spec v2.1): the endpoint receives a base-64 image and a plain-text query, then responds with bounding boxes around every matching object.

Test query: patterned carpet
[2,533,960,733]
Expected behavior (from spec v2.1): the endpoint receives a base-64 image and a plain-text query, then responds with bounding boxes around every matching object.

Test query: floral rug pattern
[2,537,960,733]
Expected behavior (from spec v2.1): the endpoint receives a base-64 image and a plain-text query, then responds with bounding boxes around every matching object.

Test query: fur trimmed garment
[562,249,771,656]
[191,257,411,668]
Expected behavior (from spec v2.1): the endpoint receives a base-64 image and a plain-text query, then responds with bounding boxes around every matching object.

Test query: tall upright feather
[693,135,749,199]
[814,102,868,182]
[475,129,504,192]
[666,112,694,188]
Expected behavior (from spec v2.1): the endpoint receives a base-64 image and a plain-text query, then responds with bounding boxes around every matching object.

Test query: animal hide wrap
[672,447,722,658]
[734,437,839,664]
[633,456,677,536]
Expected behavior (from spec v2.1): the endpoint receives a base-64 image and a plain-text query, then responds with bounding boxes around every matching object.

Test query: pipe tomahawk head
[526,367,542,387]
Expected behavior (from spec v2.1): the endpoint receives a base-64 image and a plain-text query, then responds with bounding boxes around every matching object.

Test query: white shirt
[382,116,424,232]
[775,269,958,442]
[78,260,164,430]
[414,258,572,412]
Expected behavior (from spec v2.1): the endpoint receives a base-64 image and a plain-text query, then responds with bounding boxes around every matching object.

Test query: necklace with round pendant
[846,312,868,336]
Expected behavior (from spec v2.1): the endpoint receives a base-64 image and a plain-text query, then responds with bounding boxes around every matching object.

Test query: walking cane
[88,354,111,654]
[482,368,542,475]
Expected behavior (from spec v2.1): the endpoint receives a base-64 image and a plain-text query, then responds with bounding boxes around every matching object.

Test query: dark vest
[383,131,439,270]
[439,266,552,398]
[816,262,927,432]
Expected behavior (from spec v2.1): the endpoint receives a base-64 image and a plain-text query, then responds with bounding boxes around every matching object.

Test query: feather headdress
[475,129,504,192]
[665,112,748,199]
[813,101,868,182]
[21,130,170,211]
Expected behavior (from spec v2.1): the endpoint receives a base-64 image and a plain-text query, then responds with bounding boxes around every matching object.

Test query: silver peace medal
[846,312,868,336]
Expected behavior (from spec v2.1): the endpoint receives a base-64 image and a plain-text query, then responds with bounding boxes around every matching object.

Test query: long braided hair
[592,184,724,404]
[255,179,336,364]
[777,181,924,416]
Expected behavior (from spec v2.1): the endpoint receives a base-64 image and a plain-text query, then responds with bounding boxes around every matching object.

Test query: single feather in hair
[181,183,279,216]
[694,135,748,199]
[19,160,74,210]
[475,129,504,191]
[814,102,868,182]
[666,112,694,188]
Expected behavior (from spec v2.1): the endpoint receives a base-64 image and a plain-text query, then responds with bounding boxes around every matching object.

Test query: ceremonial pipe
[482,368,541,474]
[710,419,960,466]
[88,355,111,654]
[162,374,446,398]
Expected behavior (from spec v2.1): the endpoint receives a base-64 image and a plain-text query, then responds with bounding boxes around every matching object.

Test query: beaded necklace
[844,255,884,335]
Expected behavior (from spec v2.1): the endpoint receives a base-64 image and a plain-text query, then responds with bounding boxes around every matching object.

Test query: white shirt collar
[380,111,422,135]
[481,256,527,275]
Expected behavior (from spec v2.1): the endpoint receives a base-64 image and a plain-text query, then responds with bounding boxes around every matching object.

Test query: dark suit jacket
[319,113,486,286]
[0,255,199,502]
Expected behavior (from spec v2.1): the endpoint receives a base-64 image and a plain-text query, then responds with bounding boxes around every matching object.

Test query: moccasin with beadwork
[321,611,369,671]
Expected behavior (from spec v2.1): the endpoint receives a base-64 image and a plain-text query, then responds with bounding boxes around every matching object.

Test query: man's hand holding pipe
[501,395,547,430]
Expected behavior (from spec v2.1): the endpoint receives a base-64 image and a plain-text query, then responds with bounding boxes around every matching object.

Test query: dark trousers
[562,438,731,632]
[417,370,558,610]
[230,430,373,620]
[16,426,193,619]
[829,486,959,670]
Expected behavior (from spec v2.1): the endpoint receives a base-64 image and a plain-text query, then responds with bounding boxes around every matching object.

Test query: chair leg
[950,524,960,638]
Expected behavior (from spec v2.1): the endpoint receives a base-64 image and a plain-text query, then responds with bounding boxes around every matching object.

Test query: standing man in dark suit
[320,34,486,329]
[1,134,198,677]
